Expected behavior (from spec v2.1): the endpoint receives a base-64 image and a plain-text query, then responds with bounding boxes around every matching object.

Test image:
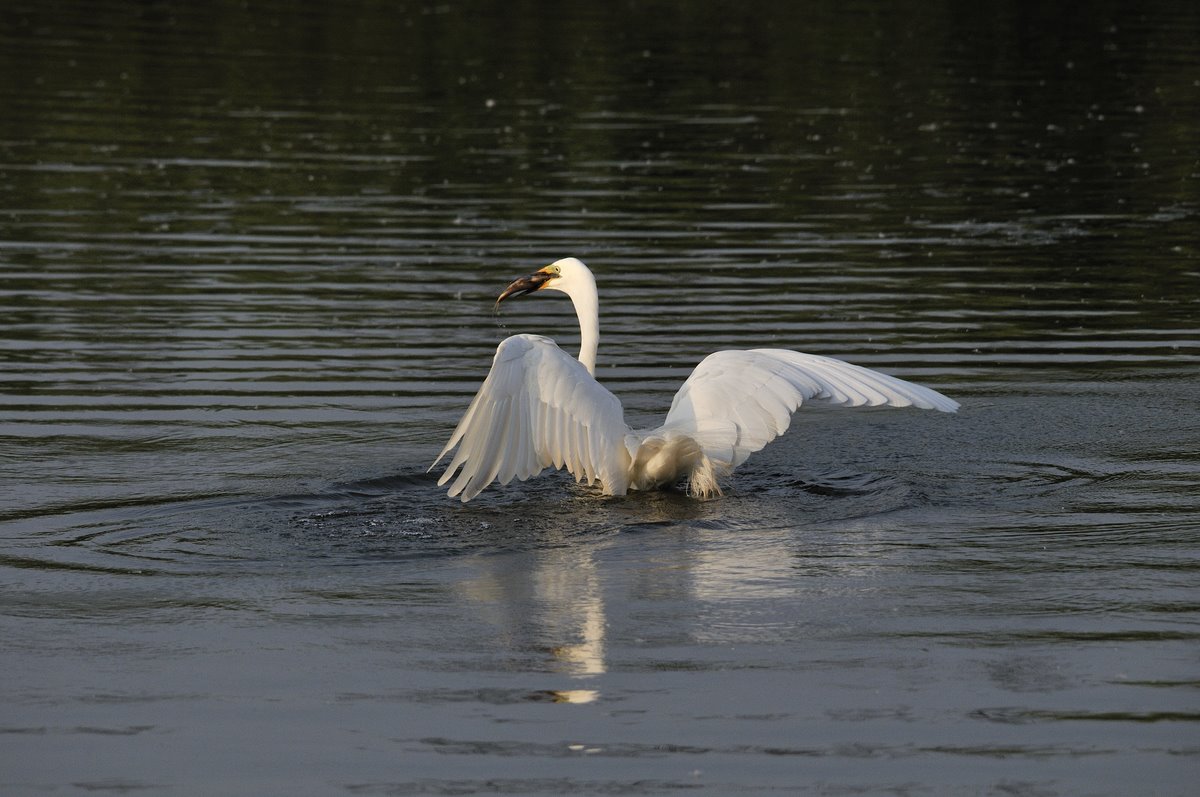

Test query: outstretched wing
[662,348,959,470]
[430,334,632,502]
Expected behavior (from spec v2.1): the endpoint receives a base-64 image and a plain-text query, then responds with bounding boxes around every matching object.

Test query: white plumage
[431,258,958,502]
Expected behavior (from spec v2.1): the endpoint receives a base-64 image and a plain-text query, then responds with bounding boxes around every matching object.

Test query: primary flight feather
[431,258,958,502]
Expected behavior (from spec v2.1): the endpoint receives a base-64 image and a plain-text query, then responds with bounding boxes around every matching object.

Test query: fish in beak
[495,268,554,307]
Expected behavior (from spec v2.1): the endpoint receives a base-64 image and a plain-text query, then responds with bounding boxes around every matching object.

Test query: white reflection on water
[458,532,609,700]
[538,542,608,681]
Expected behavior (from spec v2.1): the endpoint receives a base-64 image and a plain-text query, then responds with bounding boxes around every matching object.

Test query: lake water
[2,1,1198,794]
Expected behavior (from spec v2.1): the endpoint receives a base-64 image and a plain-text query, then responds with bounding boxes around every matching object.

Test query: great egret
[431,258,958,502]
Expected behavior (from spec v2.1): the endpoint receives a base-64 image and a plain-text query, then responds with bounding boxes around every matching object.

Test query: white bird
[431,258,958,502]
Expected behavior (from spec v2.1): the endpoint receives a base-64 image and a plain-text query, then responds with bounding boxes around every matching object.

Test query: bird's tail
[685,455,727,499]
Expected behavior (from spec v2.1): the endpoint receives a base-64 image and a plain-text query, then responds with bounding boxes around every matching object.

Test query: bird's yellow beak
[496,268,554,307]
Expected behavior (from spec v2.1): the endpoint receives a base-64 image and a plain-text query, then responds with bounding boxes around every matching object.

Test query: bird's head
[496,257,591,308]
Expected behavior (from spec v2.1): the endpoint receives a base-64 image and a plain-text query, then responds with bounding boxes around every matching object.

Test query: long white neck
[568,276,599,376]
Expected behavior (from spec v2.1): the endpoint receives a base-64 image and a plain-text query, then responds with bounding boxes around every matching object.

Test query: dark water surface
[2,1,1199,794]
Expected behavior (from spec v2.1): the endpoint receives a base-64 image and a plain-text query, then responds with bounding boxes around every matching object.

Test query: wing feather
[662,348,958,470]
[431,334,632,502]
